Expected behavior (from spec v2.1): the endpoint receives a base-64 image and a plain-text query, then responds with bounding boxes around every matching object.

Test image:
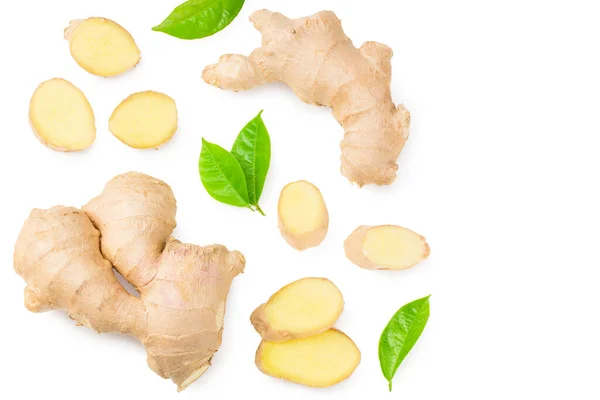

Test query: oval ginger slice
[256,329,360,388]
[65,18,140,77]
[109,91,178,149]
[251,278,344,342]
[278,181,329,250]
[29,78,96,152]
[344,225,430,270]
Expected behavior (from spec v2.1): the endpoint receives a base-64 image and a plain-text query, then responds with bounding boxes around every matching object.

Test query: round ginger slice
[29,78,96,152]
[65,18,141,77]
[251,278,344,342]
[255,329,361,388]
[109,91,178,149]
[278,181,329,250]
[344,225,430,270]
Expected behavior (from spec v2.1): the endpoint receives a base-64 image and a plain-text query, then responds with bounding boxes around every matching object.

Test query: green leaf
[153,0,245,40]
[231,111,271,210]
[379,295,431,392]
[199,138,250,208]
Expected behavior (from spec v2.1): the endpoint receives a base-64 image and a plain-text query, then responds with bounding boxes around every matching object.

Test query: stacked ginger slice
[251,278,361,387]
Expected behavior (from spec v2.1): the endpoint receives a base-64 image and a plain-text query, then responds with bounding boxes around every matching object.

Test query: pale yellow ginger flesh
[13,172,245,391]
[65,18,140,77]
[109,91,178,149]
[344,225,430,270]
[256,329,361,387]
[29,78,96,152]
[278,180,329,250]
[251,278,344,342]
[203,10,410,186]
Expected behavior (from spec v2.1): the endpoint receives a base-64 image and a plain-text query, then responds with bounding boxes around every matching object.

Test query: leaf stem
[389,381,393,392]
[254,204,266,216]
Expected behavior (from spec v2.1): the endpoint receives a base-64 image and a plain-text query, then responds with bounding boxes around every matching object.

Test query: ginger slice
[251,278,344,342]
[344,225,430,270]
[278,181,329,250]
[109,91,178,149]
[256,329,361,387]
[29,78,96,152]
[65,18,140,77]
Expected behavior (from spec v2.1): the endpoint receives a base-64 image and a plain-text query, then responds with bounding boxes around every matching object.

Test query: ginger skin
[203,10,410,186]
[14,172,245,391]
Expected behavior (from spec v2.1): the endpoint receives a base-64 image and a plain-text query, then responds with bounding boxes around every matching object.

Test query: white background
[1,0,599,399]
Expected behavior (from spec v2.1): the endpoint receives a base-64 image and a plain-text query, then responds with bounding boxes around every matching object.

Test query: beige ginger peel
[203,10,410,186]
[14,172,244,391]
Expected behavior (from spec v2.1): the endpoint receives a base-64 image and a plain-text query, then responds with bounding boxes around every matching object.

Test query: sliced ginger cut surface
[264,278,344,334]
[251,278,344,341]
[364,226,429,269]
[345,225,430,270]
[109,91,178,149]
[278,181,329,250]
[66,18,140,77]
[256,329,361,387]
[29,78,96,152]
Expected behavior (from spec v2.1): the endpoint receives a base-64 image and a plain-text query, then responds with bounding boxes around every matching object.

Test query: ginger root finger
[29,78,96,151]
[14,206,147,335]
[255,329,361,388]
[109,91,178,149]
[203,10,410,186]
[82,172,177,286]
[251,278,344,342]
[14,172,245,391]
[65,17,140,77]
[344,225,430,270]
[278,180,329,250]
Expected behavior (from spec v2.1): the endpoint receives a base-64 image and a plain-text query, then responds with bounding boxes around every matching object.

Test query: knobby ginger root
[203,10,410,186]
[278,180,329,250]
[65,18,141,77]
[251,278,343,342]
[109,91,178,149]
[29,78,96,151]
[14,172,245,391]
[256,329,361,388]
[344,225,430,270]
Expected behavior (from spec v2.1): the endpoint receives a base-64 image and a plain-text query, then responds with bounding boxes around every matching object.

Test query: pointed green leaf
[379,295,431,391]
[231,110,271,207]
[153,0,245,40]
[199,138,250,207]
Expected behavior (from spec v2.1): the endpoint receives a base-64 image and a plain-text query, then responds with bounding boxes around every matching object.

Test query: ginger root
[203,10,410,186]
[256,329,361,388]
[344,225,430,270]
[109,91,178,149]
[278,180,329,250]
[14,172,245,391]
[65,18,141,77]
[251,278,344,342]
[29,78,96,151]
